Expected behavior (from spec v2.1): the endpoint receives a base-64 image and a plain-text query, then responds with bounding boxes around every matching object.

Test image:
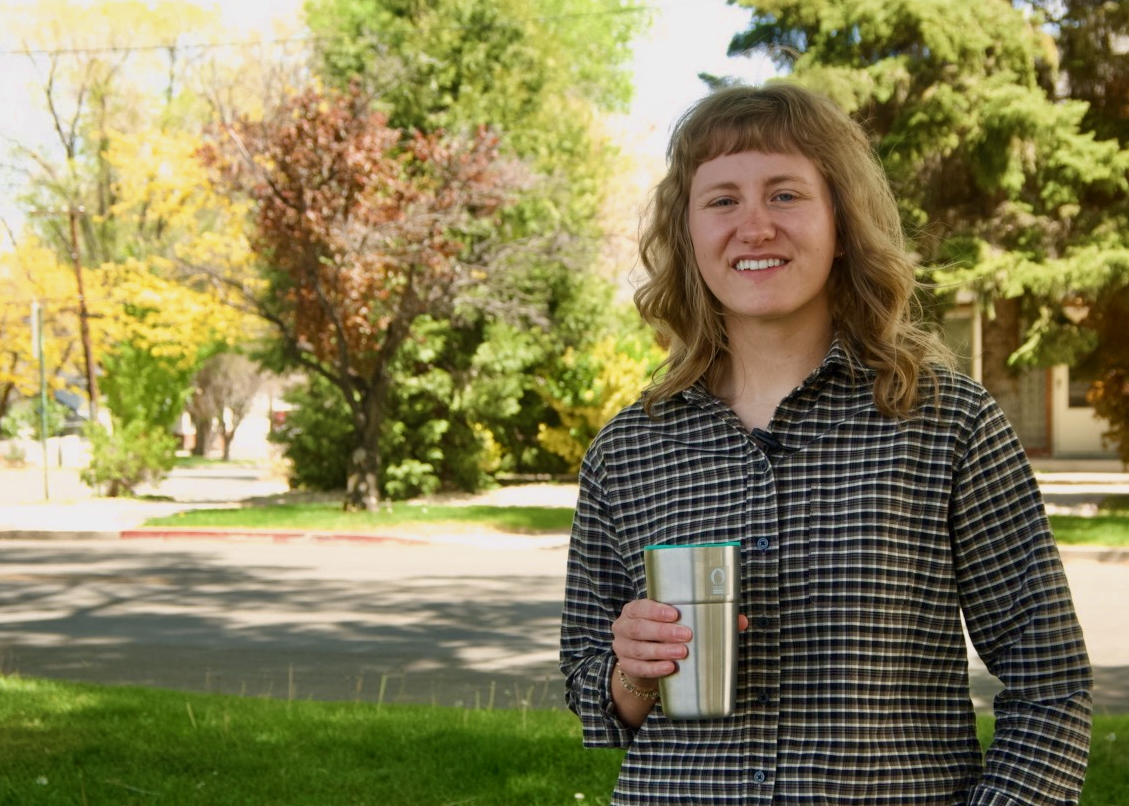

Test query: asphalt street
[0,532,572,709]
[1,462,1127,714]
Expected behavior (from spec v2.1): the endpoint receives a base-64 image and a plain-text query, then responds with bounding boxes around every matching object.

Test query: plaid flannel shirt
[559,341,1092,805]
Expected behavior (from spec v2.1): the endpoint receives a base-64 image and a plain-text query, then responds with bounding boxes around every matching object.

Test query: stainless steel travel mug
[644,542,740,719]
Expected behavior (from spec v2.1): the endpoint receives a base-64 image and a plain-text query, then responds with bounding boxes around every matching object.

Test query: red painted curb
[119,528,422,546]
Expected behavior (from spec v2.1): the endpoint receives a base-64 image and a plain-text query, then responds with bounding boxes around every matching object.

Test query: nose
[736,203,774,244]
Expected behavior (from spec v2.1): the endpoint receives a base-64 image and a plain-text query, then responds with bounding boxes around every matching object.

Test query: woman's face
[687,149,838,334]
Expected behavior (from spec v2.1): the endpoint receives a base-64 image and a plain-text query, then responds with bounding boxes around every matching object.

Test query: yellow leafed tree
[89,125,263,431]
[537,333,666,473]
[0,237,87,424]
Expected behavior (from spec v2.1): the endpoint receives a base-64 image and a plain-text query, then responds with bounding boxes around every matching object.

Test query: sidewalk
[4,462,1128,559]
[0,464,293,539]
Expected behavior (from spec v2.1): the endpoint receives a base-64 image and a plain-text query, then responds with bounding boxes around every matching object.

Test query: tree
[1073,285,1129,464]
[201,83,523,510]
[301,0,651,484]
[1021,0,1129,460]
[1026,0,1129,144]
[0,235,84,424]
[6,1,227,419]
[186,352,262,460]
[725,0,1129,448]
[536,326,666,473]
[79,256,248,494]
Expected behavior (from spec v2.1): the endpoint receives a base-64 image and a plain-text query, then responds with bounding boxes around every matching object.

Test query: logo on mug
[710,567,726,595]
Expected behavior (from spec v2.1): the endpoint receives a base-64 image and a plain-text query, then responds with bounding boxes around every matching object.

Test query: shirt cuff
[577,653,637,748]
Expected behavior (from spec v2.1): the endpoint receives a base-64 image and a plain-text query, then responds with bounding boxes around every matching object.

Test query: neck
[712,317,833,431]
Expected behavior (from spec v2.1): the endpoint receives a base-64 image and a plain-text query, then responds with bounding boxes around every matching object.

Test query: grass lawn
[0,677,1124,806]
[173,456,257,469]
[142,502,576,535]
[143,500,1129,547]
[1051,514,1129,546]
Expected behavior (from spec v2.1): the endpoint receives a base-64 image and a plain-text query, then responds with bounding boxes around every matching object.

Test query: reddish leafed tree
[199,83,520,509]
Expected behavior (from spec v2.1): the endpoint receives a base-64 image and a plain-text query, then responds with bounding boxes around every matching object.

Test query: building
[945,298,1116,460]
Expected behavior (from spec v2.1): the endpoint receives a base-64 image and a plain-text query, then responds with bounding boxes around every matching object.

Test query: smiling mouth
[734,258,786,272]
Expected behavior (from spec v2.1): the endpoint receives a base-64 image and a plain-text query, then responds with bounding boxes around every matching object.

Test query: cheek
[688,214,721,260]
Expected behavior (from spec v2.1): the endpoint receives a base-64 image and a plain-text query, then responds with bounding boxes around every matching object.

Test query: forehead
[690,149,824,189]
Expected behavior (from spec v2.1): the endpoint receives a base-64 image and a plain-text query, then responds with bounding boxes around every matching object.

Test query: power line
[0,2,660,59]
[1,34,320,59]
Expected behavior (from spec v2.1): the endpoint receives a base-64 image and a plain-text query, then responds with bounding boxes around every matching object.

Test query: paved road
[2,533,1127,713]
[1,462,1127,713]
[0,532,572,709]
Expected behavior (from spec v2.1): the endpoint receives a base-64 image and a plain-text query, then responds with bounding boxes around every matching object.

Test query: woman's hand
[608,599,749,727]
[613,599,751,680]
[612,598,691,682]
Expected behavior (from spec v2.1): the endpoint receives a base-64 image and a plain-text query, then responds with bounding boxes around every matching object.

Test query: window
[1067,366,1096,409]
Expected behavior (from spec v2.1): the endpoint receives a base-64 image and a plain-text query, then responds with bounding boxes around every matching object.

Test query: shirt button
[756,690,770,705]
[756,537,770,551]
[752,770,767,784]
[757,616,770,628]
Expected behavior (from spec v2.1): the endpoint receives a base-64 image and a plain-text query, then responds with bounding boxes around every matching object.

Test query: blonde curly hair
[635,81,949,419]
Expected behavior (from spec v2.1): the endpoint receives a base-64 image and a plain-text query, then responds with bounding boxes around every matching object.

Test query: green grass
[142,502,576,535]
[173,456,256,469]
[0,677,1124,806]
[1050,515,1129,547]
[143,500,1129,548]
[0,677,622,806]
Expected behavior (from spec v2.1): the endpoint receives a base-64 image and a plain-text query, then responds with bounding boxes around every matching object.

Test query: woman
[559,82,1092,805]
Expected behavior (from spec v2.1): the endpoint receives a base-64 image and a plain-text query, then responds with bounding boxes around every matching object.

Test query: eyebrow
[692,173,815,198]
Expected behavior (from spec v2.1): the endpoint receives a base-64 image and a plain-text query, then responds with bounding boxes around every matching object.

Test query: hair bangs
[674,103,808,178]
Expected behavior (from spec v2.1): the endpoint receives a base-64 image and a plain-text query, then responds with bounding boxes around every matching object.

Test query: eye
[708,197,737,208]
[772,191,797,203]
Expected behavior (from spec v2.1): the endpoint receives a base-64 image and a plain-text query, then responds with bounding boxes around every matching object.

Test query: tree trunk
[343,385,387,511]
[981,296,1022,413]
[344,445,381,511]
[191,414,213,457]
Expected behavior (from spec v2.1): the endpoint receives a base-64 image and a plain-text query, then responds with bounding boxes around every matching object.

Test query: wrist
[614,662,659,701]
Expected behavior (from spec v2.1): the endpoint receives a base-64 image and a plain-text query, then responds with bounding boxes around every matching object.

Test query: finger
[621,597,681,624]
[613,631,689,662]
[617,656,679,681]
[738,614,750,632]
[614,609,692,644]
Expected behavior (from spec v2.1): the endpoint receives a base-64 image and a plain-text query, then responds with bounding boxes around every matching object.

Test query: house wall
[944,305,1113,458]
[1050,365,1116,457]
[996,367,1051,456]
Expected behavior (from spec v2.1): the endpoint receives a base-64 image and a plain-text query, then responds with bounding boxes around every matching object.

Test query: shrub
[268,374,352,493]
[80,419,178,497]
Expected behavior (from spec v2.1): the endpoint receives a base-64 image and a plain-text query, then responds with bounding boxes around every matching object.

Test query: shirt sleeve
[949,393,1093,806]
[559,444,639,748]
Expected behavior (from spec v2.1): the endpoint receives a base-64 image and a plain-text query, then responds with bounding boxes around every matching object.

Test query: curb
[119,527,425,546]
[2,530,123,541]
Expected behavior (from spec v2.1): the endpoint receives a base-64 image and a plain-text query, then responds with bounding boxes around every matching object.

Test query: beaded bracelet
[615,663,659,701]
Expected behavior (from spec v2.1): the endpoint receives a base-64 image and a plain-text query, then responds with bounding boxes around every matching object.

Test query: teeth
[734,258,785,271]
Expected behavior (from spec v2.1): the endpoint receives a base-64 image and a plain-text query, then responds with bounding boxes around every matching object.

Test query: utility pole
[32,300,50,501]
[31,205,99,422]
[66,205,99,423]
